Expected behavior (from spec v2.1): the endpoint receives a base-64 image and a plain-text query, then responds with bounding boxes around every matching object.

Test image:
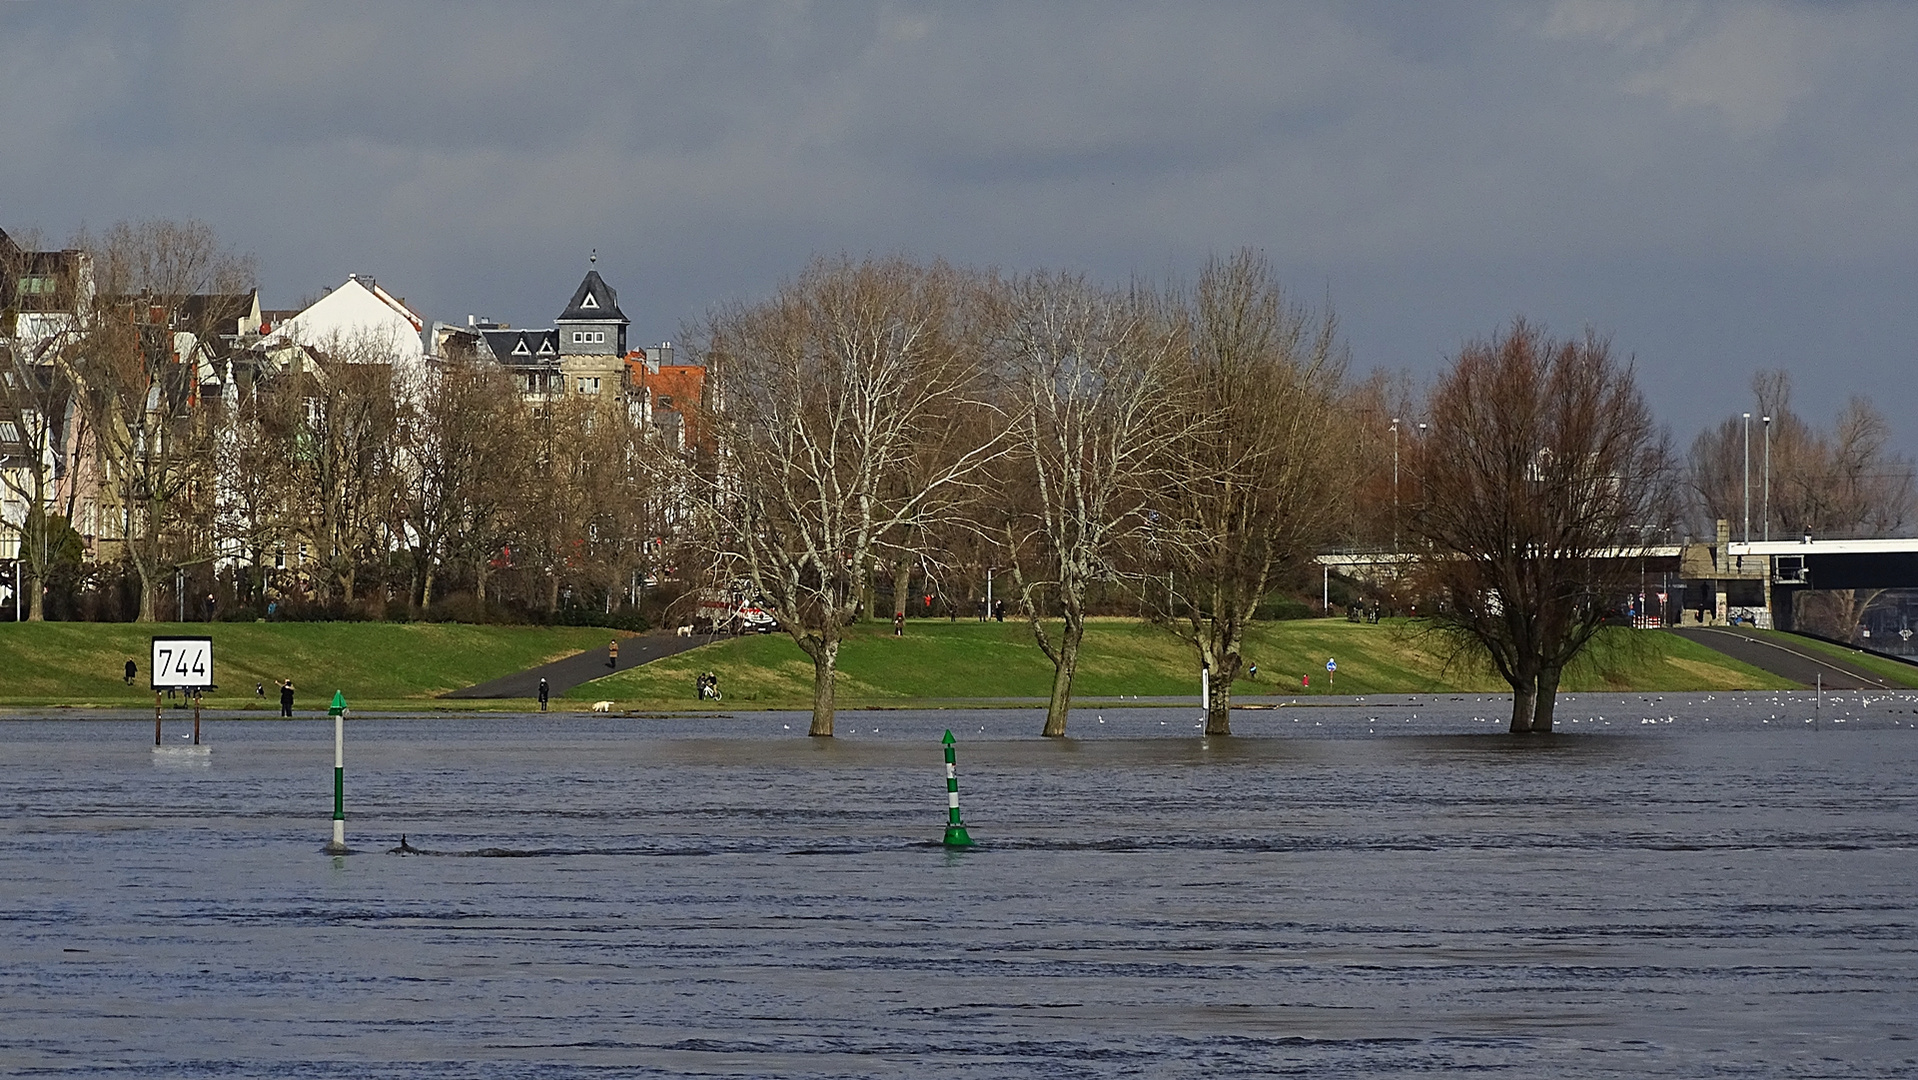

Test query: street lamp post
[1390,417,1400,551]
[1742,412,1751,544]
[1762,415,1772,542]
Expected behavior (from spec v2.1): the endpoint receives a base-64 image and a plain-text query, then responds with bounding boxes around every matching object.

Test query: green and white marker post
[941,729,974,847]
[324,691,349,854]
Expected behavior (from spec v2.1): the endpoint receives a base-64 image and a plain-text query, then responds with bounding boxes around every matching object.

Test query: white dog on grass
[591,701,615,713]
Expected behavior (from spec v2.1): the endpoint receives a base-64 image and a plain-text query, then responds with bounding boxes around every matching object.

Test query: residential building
[255,274,425,373]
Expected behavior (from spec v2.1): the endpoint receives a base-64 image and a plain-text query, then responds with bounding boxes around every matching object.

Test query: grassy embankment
[0,623,623,710]
[0,618,1795,711]
[1775,632,1918,689]
[572,617,1794,707]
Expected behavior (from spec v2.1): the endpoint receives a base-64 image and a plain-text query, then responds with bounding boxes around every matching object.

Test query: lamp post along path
[1763,415,1772,543]
[1742,412,1751,544]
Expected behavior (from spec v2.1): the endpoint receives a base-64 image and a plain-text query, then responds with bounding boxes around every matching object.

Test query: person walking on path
[124,658,137,685]
[538,677,550,712]
[607,639,619,669]
[279,679,294,717]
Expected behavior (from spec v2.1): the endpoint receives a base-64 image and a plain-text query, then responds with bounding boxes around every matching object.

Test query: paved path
[441,631,721,700]
[1669,626,1896,690]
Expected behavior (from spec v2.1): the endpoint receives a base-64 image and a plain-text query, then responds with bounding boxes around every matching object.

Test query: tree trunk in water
[808,639,839,737]
[1507,674,1537,733]
[1204,657,1238,736]
[1531,666,1561,732]
[891,560,910,619]
[1205,680,1234,735]
[1040,619,1085,737]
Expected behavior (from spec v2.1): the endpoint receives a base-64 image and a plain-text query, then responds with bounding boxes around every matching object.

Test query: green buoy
[941,729,974,847]
[324,691,350,854]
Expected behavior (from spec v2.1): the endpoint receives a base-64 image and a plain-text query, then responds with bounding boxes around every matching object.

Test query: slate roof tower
[555,269,629,398]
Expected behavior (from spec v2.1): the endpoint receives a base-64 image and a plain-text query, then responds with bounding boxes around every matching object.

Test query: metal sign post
[150,636,214,750]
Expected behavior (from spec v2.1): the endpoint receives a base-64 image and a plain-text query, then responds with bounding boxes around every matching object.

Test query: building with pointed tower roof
[554,260,628,399]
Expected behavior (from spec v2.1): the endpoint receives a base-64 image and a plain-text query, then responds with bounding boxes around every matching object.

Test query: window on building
[15,275,55,297]
[0,420,19,442]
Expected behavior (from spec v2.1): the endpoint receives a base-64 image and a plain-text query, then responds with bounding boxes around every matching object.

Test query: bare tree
[1689,371,1916,540]
[0,228,82,620]
[261,336,407,607]
[212,372,290,608]
[996,270,1182,736]
[1148,251,1347,736]
[515,393,614,613]
[402,359,529,609]
[690,255,1006,736]
[1410,321,1673,733]
[59,220,254,620]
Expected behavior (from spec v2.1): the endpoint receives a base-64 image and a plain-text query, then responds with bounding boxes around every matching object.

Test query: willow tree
[1150,251,1347,736]
[997,271,1183,737]
[1410,321,1672,733]
[691,256,1005,736]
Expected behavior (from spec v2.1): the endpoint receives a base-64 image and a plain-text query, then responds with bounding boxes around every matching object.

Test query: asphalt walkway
[441,630,720,700]
[1668,626,1897,690]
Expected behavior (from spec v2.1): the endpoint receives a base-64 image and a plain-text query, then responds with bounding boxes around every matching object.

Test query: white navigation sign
[151,636,215,692]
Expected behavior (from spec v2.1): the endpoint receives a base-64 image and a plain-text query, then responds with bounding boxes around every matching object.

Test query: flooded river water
[2,691,1915,1077]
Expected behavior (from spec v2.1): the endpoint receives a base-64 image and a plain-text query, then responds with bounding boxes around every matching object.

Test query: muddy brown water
[3,692,1915,1077]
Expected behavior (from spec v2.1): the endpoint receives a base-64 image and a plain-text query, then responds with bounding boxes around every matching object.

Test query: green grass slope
[574,618,1793,707]
[0,623,623,709]
[1769,631,1918,688]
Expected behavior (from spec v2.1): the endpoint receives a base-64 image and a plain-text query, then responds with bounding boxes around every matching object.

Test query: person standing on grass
[279,679,294,718]
[124,658,137,685]
[894,611,905,637]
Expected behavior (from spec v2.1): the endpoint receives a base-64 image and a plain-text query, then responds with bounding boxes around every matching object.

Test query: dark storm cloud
[3,1,1915,450]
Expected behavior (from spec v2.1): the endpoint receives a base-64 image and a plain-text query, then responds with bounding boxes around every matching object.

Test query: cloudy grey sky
[5,1,1914,451]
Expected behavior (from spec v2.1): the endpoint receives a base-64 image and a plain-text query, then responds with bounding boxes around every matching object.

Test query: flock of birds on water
[754,690,1918,735]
